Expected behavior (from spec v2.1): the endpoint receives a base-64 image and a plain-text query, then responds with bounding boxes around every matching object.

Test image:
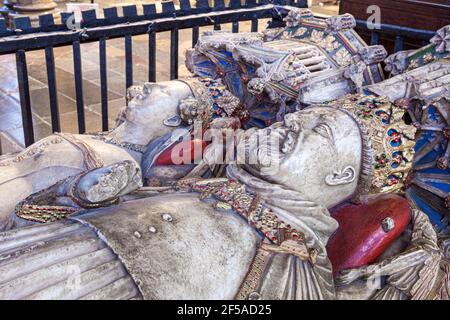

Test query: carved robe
[0,164,339,299]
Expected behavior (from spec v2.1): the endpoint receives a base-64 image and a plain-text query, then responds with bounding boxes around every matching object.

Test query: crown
[327,93,417,196]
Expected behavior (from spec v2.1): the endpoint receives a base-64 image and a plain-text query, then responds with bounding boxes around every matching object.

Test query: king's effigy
[0,8,449,300]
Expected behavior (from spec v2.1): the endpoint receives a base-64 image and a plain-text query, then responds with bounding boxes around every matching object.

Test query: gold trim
[235,248,270,300]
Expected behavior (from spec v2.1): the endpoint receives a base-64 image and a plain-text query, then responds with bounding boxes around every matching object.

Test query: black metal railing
[0,1,307,146]
[0,1,435,148]
[354,19,435,51]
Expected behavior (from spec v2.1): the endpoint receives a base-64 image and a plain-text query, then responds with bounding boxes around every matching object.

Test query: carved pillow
[327,194,411,276]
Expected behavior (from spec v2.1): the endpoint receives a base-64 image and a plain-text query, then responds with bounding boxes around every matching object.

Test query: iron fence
[0,1,435,147]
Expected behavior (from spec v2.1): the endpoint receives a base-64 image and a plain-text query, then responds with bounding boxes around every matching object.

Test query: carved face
[125,81,188,124]
[122,81,193,139]
[238,106,362,208]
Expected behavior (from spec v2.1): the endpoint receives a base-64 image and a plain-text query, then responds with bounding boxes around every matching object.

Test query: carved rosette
[283,8,313,28]
[325,13,356,33]
[430,26,450,53]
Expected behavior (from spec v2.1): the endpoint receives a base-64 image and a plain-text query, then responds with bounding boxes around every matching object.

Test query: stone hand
[335,267,366,286]
[76,160,142,204]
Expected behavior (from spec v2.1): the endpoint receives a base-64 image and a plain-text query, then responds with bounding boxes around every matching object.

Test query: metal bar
[0,6,282,54]
[15,50,34,146]
[251,18,258,32]
[1,6,435,51]
[72,40,86,134]
[148,30,156,82]
[394,35,404,53]
[370,32,380,45]
[125,33,133,89]
[99,37,108,131]
[44,46,60,133]
[232,21,239,33]
[355,19,434,41]
[192,25,199,47]
[170,27,179,80]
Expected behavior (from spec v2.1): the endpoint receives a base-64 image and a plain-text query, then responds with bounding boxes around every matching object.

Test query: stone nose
[284,113,296,123]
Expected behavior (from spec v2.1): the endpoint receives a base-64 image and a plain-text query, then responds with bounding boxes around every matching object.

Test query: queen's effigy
[0,8,448,300]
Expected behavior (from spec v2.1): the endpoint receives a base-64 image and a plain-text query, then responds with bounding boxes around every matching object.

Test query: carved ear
[325,166,356,186]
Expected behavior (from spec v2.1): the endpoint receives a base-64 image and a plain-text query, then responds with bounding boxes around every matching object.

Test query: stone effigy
[139,9,388,186]
[0,80,195,230]
[1,98,447,300]
[0,8,449,300]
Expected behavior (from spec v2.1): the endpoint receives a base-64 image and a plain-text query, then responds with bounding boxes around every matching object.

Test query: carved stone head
[121,81,192,143]
[237,106,362,208]
[237,94,417,207]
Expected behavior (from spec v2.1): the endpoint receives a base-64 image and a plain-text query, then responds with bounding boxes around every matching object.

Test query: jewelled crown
[328,93,417,196]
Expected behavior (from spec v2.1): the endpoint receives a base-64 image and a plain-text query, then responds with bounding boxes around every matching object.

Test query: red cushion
[155,139,208,165]
[327,194,411,276]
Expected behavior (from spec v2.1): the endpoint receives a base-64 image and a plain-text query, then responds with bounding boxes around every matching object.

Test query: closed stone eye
[313,123,333,140]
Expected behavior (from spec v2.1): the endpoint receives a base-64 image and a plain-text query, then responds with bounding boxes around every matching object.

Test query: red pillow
[327,194,411,276]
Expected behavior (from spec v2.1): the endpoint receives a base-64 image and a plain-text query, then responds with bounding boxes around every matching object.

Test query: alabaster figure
[0,75,258,230]
[0,66,282,230]
[0,96,446,300]
[136,61,450,197]
[0,80,200,230]
[133,9,389,186]
[0,7,449,301]
[0,9,389,229]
